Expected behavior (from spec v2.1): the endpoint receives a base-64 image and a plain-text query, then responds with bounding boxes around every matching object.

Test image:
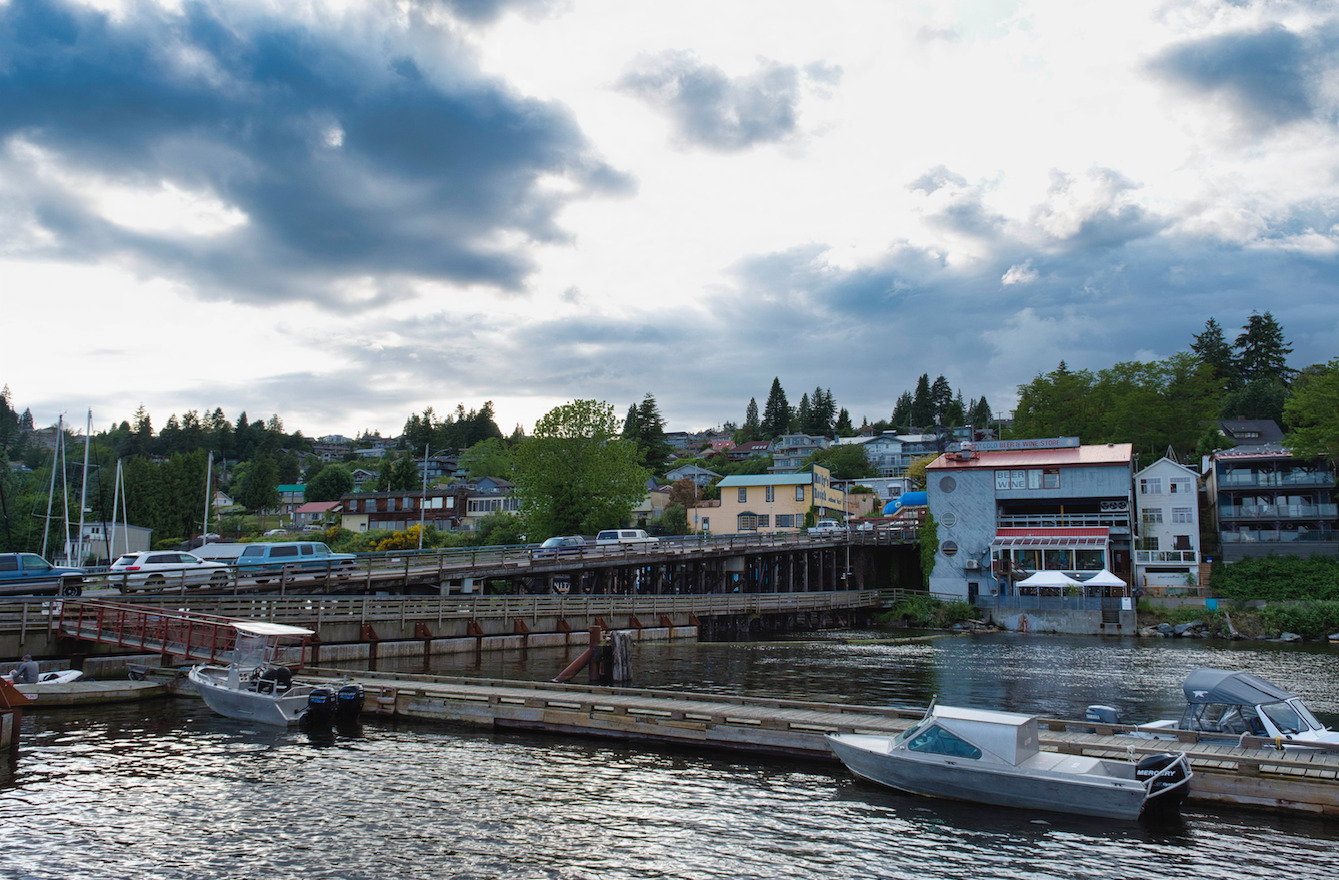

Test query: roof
[992,527,1109,548]
[295,501,341,514]
[927,443,1132,470]
[717,473,815,487]
[278,484,306,493]
[1218,419,1284,444]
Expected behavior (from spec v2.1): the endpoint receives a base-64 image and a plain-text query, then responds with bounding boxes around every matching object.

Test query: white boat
[187,621,321,726]
[3,669,84,686]
[1138,668,1339,748]
[826,704,1192,822]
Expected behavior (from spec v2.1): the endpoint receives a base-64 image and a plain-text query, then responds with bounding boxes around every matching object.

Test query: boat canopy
[230,621,315,638]
[930,705,1040,765]
[1182,668,1296,706]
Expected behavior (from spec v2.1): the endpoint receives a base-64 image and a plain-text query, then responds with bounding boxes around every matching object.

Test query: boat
[1133,668,1339,747]
[3,669,85,686]
[187,621,323,726]
[826,704,1192,821]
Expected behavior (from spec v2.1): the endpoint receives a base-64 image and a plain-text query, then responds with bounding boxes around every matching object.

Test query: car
[532,535,587,558]
[0,552,85,596]
[233,541,357,582]
[263,528,287,536]
[108,551,231,591]
[595,529,659,545]
[808,520,847,535]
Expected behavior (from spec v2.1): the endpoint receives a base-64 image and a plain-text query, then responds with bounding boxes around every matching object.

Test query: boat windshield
[1261,700,1322,734]
[894,718,932,745]
[905,724,983,760]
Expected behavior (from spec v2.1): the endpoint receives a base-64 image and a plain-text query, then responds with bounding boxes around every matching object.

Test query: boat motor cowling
[305,686,337,724]
[335,683,365,723]
[1136,753,1191,796]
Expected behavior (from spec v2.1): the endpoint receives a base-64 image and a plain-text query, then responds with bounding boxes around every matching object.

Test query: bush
[880,595,976,629]
[1260,601,1339,639]
[1213,554,1339,601]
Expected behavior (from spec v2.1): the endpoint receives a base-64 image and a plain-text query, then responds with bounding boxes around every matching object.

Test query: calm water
[2,632,1338,880]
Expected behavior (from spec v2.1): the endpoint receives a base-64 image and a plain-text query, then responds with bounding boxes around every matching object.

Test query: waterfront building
[925,438,1134,601]
[705,465,844,535]
[1132,457,1203,590]
[1204,431,1337,561]
[339,486,470,532]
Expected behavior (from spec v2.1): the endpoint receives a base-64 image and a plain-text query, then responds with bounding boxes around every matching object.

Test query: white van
[595,529,658,545]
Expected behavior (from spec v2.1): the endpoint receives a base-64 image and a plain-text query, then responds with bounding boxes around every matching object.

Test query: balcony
[1219,503,1338,521]
[996,512,1131,532]
[1217,471,1335,489]
[1134,550,1198,564]
[1221,528,1336,543]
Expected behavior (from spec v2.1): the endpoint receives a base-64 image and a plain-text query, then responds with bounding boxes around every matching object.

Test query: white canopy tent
[1081,569,1126,588]
[1015,570,1082,589]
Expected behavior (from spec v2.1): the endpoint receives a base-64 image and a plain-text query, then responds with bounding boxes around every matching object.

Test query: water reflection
[2,632,1337,879]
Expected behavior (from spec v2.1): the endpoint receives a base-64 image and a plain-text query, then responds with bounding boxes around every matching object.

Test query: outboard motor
[256,665,293,694]
[1136,753,1192,815]
[305,686,338,725]
[1085,705,1123,725]
[335,683,365,723]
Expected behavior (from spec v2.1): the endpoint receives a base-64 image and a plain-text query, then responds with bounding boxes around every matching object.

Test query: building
[293,501,342,529]
[664,464,722,490]
[705,465,844,535]
[462,478,520,530]
[727,440,772,461]
[277,484,306,516]
[77,522,154,564]
[925,438,1135,601]
[1204,436,1337,561]
[768,434,829,473]
[842,432,941,478]
[339,486,470,532]
[1132,457,1202,590]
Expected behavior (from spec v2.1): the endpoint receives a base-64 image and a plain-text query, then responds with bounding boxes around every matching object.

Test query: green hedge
[1212,554,1339,601]
[880,595,976,629]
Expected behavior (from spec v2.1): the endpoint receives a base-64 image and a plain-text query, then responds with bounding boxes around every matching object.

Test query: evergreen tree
[630,393,671,476]
[909,374,933,429]
[929,375,953,424]
[742,398,761,441]
[1235,311,1293,385]
[946,390,967,427]
[812,386,836,435]
[892,391,913,430]
[761,378,791,438]
[1191,317,1237,388]
[795,393,814,433]
[834,407,854,436]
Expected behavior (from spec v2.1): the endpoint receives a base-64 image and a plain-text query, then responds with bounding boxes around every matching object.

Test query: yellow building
[703,465,845,535]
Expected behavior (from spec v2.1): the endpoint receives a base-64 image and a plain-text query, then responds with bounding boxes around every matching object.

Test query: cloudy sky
[3,0,1337,440]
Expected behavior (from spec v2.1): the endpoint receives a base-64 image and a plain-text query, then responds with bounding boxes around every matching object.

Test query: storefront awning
[992,527,1109,549]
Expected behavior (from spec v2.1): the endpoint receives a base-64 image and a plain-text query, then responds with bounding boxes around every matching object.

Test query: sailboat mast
[202,450,213,542]
[75,409,91,565]
[42,414,62,559]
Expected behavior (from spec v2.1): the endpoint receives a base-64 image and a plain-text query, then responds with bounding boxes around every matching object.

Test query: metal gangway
[55,600,254,664]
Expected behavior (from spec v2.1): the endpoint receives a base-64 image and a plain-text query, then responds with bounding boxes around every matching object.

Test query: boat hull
[188,666,315,726]
[827,734,1168,821]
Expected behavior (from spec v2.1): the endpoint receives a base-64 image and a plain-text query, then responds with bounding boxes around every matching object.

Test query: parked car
[595,529,658,545]
[808,520,846,535]
[0,552,84,596]
[109,551,230,592]
[234,541,357,583]
[263,528,287,536]
[532,535,587,558]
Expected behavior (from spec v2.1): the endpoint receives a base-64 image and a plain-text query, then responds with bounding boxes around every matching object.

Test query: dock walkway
[308,670,1339,818]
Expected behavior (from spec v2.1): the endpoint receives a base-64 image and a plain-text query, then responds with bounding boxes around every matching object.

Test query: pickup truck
[0,552,85,596]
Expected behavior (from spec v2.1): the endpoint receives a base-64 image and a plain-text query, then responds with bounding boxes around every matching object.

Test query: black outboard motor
[335,683,365,723]
[1136,753,1192,816]
[256,665,294,694]
[1085,705,1122,725]
[305,686,338,725]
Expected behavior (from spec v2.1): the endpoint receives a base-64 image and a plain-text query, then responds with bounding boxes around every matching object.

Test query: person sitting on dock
[12,655,40,684]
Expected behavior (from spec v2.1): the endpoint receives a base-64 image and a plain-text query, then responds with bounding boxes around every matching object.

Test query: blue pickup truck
[0,552,85,596]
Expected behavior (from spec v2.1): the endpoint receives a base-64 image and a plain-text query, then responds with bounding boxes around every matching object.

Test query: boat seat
[1022,752,1110,775]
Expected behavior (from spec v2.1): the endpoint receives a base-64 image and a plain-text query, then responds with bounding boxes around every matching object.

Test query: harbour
[3,631,1338,879]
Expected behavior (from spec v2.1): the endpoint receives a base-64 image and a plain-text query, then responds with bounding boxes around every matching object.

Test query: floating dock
[14,680,169,707]
[306,669,1339,819]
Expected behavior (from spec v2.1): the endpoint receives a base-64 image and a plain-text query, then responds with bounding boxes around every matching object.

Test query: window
[738,514,758,531]
[1142,508,1163,524]
[996,471,1010,490]
[1011,470,1027,489]
[1142,536,1160,550]
[1140,477,1163,494]
[758,515,770,528]
[907,725,983,760]
[1172,507,1193,523]
[738,487,748,503]
[777,514,795,528]
[1170,478,1192,494]
[795,486,805,502]
[1028,469,1042,489]
[1174,535,1192,550]
[765,486,775,503]
[1043,469,1060,489]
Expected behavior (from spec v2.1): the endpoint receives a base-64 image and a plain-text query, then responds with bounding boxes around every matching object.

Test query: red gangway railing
[56,601,249,664]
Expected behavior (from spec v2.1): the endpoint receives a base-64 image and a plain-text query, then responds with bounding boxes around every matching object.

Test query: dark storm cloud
[0,0,629,306]
[619,51,810,150]
[1150,24,1335,129]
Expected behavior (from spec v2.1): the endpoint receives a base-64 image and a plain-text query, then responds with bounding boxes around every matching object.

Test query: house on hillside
[704,465,844,535]
[665,464,722,490]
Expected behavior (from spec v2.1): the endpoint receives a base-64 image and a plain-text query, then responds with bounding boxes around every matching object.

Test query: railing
[1,590,885,637]
[995,513,1130,530]
[981,595,1129,612]
[1134,550,1198,563]
[1216,471,1335,489]
[1219,503,1338,520]
[1220,529,1336,543]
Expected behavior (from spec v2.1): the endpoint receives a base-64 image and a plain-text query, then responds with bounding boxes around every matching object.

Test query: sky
[3,0,1338,440]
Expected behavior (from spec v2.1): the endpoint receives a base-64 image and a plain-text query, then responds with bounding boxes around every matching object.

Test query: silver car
[109,551,231,591]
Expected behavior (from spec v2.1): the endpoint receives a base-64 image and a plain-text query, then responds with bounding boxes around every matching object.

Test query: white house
[1133,457,1202,590]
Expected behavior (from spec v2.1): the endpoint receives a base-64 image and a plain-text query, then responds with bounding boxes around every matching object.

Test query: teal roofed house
[278,484,305,516]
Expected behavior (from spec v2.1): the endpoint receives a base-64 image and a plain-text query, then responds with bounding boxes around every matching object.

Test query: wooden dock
[306,669,1339,818]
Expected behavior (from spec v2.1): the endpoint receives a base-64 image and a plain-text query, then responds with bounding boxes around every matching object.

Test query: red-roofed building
[925,438,1135,606]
